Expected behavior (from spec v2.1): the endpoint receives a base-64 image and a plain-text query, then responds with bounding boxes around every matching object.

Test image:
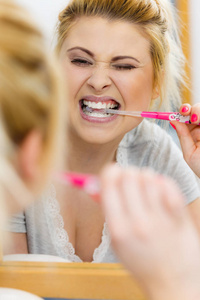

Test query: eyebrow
[67,47,141,64]
[67,47,94,57]
[111,56,140,64]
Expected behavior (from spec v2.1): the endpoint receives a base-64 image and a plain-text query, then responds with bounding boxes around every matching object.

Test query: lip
[79,95,121,123]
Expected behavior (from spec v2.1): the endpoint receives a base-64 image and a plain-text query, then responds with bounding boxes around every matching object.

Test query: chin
[80,132,116,145]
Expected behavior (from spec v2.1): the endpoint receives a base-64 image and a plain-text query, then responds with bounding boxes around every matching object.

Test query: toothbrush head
[85,106,107,114]
[85,106,93,113]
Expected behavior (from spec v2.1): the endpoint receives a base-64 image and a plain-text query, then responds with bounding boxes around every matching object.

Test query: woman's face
[59,17,157,144]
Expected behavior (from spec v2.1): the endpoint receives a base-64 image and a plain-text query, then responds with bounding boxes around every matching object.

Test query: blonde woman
[8,0,200,263]
[0,0,65,252]
[0,0,200,300]
[0,0,67,298]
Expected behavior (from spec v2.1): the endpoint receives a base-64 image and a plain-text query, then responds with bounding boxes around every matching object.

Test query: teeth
[83,100,118,109]
[84,111,111,118]
[82,99,119,118]
[108,103,117,109]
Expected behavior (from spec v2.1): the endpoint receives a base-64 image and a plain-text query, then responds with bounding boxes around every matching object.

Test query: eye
[113,64,136,70]
[71,58,93,66]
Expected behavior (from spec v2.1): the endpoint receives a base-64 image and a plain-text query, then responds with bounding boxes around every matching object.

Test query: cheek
[116,70,154,105]
[63,65,90,97]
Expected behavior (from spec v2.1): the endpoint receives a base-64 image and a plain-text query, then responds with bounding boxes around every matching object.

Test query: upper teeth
[83,100,118,109]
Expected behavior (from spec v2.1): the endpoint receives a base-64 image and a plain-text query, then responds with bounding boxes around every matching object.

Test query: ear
[18,130,43,185]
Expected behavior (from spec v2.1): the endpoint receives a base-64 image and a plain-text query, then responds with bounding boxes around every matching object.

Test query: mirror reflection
[1,1,200,300]
[5,0,195,261]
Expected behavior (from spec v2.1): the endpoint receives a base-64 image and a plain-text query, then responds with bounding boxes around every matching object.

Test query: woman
[8,0,200,262]
[2,1,200,297]
[0,0,65,250]
[0,0,67,298]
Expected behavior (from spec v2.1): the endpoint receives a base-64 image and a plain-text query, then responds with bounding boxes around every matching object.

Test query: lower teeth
[84,111,111,117]
[83,107,111,117]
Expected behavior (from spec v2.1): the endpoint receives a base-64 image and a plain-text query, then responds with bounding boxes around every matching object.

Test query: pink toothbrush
[86,107,197,124]
[55,172,100,201]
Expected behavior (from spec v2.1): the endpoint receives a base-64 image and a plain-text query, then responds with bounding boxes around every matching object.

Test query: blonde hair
[0,0,65,173]
[56,0,185,112]
[0,0,66,256]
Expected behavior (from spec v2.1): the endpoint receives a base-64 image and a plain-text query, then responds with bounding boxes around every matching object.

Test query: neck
[66,128,123,175]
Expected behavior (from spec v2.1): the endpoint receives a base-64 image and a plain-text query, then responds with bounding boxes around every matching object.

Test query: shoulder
[120,120,178,153]
[7,211,26,233]
[118,120,200,205]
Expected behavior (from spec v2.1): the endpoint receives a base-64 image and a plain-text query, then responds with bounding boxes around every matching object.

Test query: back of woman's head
[0,0,65,172]
[0,0,66,249]
[56,0,185,112]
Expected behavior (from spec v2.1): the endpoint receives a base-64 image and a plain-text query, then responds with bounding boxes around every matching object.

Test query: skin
[170,104,200,233]
[171,103,200,177]
[3,130,50,253]
[7,18,200,262]
[6,130,46,215]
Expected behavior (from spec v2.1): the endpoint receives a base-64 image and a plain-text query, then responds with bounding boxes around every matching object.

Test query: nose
[87,66,112,92]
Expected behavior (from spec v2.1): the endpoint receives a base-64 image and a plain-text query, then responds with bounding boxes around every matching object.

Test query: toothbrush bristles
[85,106,106,113]
[85,106,93,113]
[85,106,141,117]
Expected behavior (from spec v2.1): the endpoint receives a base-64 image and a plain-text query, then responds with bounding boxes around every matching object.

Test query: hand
[171,103,200,177]
[100,165,200,300]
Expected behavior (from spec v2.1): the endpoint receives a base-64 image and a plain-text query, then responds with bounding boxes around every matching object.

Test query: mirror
[0,1,191,299]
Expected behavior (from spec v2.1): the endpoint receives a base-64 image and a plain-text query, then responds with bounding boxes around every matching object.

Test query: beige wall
[15,0,70,46]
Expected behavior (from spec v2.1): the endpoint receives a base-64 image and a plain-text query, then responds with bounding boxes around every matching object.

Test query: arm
[3,233,28,254]
[4,211,28,254]
[188,197,200,233]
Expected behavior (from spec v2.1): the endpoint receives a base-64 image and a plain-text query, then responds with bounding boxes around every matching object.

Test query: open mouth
[80,99,120,118]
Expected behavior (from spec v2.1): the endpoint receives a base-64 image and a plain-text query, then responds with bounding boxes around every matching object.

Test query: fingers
[100,165,147,235]
[118,168,148,218]
[190,104,200,124]
[160,175,185,217]
[180,103,200,124]
[100,164,126,227]
[136,170,185,220]
[100,166,161,223]
[100,165,186,233]
[179,103,191,116]
[170,103,200,161]
[171,120,196,162]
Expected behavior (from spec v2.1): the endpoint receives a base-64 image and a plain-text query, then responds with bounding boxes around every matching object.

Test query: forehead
[61,16,151,60]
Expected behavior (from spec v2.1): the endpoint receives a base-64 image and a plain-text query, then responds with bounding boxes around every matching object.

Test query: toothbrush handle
[106,109,200,125]
[141,112,170,120]
[142,111,200,125]
[164,112,200,125]
[56,172,100,196]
